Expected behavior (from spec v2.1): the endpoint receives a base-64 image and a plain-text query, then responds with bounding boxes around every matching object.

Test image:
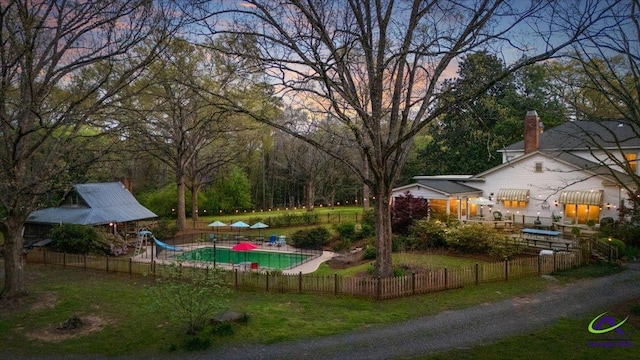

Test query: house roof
[394,178,482,197]
[474,150,634,185]
[502,119,640,152]
[27,182,157,225]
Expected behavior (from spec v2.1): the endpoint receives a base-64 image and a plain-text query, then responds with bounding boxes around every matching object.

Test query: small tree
[391,192,429,235]
[149,263,230,335]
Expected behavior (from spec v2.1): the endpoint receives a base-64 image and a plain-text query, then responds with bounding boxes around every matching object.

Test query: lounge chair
[268,235,277,246]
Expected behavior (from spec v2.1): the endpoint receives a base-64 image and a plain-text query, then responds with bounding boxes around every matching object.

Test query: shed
[24,182,157,245]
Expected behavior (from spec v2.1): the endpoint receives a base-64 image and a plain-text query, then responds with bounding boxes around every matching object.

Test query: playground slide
[152,235,182,252]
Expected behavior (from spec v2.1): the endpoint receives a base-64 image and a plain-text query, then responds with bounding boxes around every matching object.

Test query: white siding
[475,153,622,221]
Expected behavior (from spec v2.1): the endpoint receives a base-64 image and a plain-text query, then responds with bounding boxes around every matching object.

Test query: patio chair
[493,211,502,221]
[268,235,277,246]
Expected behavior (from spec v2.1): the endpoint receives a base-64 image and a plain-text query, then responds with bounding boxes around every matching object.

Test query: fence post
[537,255,541,276]
[553,252,557,272]
[334,273,338,295]
[266,271,269,292]
[475,263,479,286]
[234,269,238,290]
[63,252,66,267]
[504,259,508,281]
[444,268,448,289]
[412,272,416,295]
[299,272,302,293]
[129,258,132,275]
[106,256,109,272]
[43,249,46,265]
[84,254,87,271]
[376,277,382,301]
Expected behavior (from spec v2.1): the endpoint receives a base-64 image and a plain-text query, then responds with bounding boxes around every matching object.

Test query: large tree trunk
[362,158,370,211]
[176,172,187,231]
[1,218,27,303]
[373,185,393,278]
[191,184,200,228]
[306,178,315,211]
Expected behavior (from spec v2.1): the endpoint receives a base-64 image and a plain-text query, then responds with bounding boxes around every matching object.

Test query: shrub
[622,246,639,261]
[391,235,408,252]
[268,212,320,227]
[290,226,330,249]
[446,224,522,259]
[334,223,356,242]
[350,210,376,239]
[362,246,376,260]
[95,232,129,256]
[359,223,375,238]
[50,224,108,255]
[602,238,626,253]
[332,238,352,252]
[407,219,448,249]
[446,224,492,254]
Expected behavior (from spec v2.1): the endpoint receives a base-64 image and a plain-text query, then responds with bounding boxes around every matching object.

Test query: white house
[392,111,638,225]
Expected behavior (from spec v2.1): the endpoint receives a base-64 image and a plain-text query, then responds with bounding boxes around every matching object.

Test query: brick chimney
[524,110,540,154]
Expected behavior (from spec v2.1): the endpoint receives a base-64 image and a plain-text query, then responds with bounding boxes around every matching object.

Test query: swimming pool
[177,247,312,270]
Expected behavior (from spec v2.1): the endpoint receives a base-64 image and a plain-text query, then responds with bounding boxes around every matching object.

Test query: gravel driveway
[186,262,640,360]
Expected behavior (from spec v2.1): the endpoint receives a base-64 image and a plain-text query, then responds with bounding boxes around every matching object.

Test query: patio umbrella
[230,220,250,232]
[232,241,258,269]
[230,220,250,242]
[207,220,227,236]
[232,241,258,251]
[250,222,269,236]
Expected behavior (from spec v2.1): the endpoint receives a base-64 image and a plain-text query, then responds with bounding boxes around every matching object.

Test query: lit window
[625,153,637,173]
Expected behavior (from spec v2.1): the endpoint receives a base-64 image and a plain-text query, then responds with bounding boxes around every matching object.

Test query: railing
[26,249,583,301]
[590,237,619,262]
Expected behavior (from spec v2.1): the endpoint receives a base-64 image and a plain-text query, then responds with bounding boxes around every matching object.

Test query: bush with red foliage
[391,192,429,235]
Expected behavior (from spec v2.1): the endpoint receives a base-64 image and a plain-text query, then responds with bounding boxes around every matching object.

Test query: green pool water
[177,247,311,270]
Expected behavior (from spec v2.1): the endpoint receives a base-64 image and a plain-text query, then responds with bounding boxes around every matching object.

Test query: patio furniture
[268,235,277,246]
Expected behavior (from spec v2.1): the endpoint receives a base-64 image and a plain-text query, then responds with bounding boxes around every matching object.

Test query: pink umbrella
[232,241,258,251]
[232,241,258,269]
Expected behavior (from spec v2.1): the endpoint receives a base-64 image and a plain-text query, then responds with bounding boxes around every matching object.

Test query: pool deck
[283,250,335,275]
[133,243,335,274]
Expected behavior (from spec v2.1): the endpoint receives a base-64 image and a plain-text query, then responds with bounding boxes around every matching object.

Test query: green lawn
[1,261,550,357]
[0,260,634,358]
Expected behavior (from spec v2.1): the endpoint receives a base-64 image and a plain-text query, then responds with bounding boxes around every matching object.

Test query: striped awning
[557,190,603,206]
[497,188,530,202]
